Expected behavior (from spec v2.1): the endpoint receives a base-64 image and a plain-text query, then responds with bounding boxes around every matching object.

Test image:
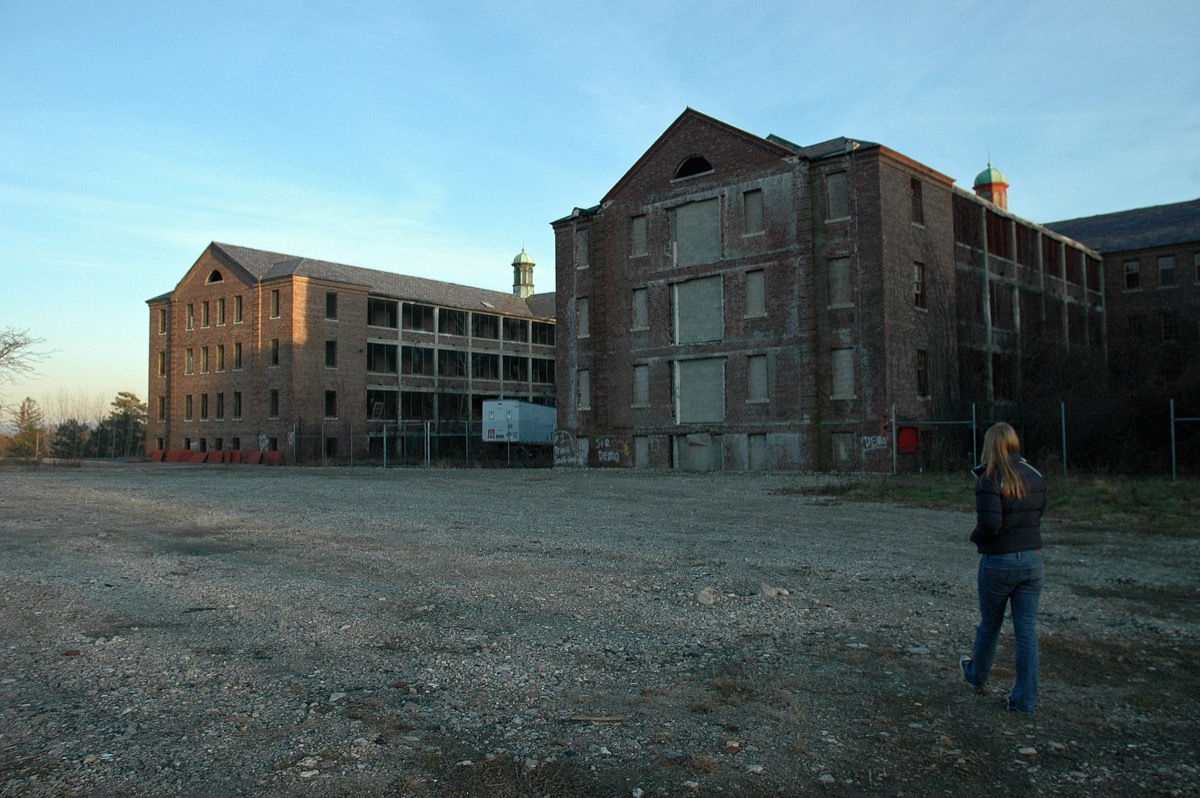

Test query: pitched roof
[1045,199,1200,254]
[210,243,552,320]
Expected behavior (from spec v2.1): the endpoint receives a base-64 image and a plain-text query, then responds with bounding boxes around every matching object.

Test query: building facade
[552,109,1103,471]
[147,243,555,463]
[1048,199,1200,391]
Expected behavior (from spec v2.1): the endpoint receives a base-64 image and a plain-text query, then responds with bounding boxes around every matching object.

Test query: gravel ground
[1,463,1197,797]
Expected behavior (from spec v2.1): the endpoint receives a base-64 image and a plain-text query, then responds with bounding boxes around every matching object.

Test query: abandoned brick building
[552,109,1105,471]
[146,242,555,463]
[1048,198,1200,391]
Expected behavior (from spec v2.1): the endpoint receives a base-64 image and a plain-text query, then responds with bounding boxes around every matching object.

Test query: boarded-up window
[674,275,724,344]
[576,229,589,269]
[829,257,852,306]
[577,369,591,410]
[671,198,720,267]
[747,355,767,402]
[832,432,855,468]
[675,358,725,423]
[826,172,849,220]
[632,288,649,330]
[633,365,650,407]
[831,348,855,399]
[631,215,648,257]
[743,189,764,235]
[577,298,589,338]
[634,436,649,467]
[745,270,766,317]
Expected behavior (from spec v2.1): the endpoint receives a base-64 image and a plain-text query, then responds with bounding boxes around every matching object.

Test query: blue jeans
[963,550,1044,712]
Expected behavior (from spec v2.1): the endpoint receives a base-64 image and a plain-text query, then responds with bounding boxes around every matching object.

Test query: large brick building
[552,109,1103,471]
[147,242,555,463]
[1048,199,1200,390]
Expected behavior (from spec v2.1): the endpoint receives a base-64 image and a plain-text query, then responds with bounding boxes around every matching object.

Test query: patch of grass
[782,474,1200,536]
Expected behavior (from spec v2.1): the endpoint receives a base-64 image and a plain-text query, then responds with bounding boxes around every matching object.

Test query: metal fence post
[891,402,898,475]
[1061,401,1068,478]
[1171,398,1177,482]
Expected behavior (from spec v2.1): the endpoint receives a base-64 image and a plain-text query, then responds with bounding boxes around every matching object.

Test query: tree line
[1,392,149,460]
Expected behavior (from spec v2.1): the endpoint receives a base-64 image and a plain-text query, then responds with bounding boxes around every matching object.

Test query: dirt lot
[1,464,1196,797]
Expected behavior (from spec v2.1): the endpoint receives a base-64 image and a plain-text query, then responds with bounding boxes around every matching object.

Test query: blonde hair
[981,422,1027,499]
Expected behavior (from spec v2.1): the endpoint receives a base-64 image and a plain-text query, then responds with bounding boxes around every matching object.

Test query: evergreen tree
[9,397,45,458]
[51,419,91,459]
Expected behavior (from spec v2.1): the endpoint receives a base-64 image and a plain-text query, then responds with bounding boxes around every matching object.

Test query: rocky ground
[0,463,1196,797]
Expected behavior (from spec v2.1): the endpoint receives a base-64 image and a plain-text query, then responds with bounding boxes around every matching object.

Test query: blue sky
[2,0,1198,419]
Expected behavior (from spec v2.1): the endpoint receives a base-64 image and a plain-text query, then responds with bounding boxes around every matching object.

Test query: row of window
[585,168,922,267]
[577,259,927,344]
[365,344,554,382]
[1126,310,1193,341]
[574,348,933,415]
[164,290,554,346]
[167,339,554,379]
[1124,253,1200,290]
[173,390,247,422]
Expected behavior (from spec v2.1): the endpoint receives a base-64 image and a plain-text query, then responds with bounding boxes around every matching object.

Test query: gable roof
[207,243,552,319]
[1045,199,1200,254]
[601,108,795,204]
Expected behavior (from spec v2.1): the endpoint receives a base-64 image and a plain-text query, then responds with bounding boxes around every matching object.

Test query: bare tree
[0,328,50,384]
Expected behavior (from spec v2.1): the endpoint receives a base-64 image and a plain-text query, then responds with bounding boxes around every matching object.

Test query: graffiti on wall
[553,430,577,467]
[861,434,888,453]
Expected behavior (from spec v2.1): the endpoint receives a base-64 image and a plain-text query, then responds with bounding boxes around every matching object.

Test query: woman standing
[960,422,1047,712]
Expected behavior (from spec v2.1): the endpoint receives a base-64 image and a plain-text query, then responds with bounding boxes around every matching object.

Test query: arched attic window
[674,155,714,180]
[206,269,224,284]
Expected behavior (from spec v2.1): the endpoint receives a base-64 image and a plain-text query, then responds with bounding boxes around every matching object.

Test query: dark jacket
[970,453,1046,554]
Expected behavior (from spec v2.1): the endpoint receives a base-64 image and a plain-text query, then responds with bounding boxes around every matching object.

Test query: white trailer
[481,400,555,445]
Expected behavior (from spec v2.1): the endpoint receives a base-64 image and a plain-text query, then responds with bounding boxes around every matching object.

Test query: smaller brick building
[147,243,555,463]
[1048,199,1200,390]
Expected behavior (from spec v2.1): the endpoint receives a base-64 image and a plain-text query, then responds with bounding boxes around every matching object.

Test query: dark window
[367,342,398,373]
[531,321,554,346]
[326,292,338,320]
[270,289,280,318]
[1161,311,1179,341]
[325,340,337,368]
[472,313,499,340]
[438,349,467,377]
[503,318,528,342]
[439,309,467,336]
[233,391,242,419]
[215,392,225,420]
[401,346,434,376]
[1124,260,1140,290]
[910,178,924,225]
[532,358,555,384]
[913,262,926,308]
[504,355,529,382]
[472,352,499,379]
[368,297,399,328]
[916,350,930,397]
[200,394,209,420]
[402,303,435,332]
[674,155,713,179]
[325,391,337,418]
[270,338,280,366]
[269,390,279,418]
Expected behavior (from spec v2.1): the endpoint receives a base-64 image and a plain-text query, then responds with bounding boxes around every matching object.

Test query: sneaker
[960,656,986,693]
